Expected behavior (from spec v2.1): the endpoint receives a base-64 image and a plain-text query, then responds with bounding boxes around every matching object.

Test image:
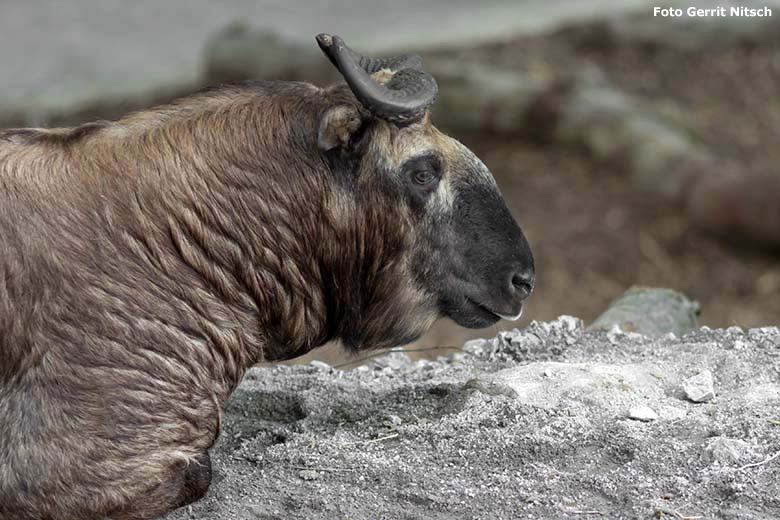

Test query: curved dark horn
[316,33,437,124]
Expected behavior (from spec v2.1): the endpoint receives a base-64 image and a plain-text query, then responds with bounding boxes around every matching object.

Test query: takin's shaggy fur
[0,76,532,519]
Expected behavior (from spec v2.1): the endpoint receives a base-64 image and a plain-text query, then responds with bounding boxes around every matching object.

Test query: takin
[0,34,534,519]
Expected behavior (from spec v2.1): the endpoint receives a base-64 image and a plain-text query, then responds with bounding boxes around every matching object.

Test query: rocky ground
[164,290,780,520]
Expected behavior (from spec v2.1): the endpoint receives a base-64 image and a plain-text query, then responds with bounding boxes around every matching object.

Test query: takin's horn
[316,33,438,125]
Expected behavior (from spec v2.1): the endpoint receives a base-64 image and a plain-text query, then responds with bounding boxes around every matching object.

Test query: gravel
[163,317,780,520]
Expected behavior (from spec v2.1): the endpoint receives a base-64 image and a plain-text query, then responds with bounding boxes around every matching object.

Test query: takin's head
[305,35,534,350]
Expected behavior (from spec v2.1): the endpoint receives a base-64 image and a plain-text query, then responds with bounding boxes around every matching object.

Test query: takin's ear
[317,105,363,152]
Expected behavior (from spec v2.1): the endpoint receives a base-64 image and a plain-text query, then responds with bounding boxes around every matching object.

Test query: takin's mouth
[469,298,524,322]
[444,296,524,329]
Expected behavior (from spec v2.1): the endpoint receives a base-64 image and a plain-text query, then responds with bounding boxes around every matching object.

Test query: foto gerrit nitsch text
[654,6,772,17]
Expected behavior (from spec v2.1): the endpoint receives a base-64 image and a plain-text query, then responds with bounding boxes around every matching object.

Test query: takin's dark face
[351,110,535,333]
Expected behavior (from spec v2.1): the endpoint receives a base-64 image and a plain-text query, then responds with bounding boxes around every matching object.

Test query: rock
[706,437,754,465]
[561,10,780,53]
[462,338,491,356]
[628,405,658,422]
[625,118,711,198]
[372,351,412,371]
[528,75,711,199]
[683,370,715,403]
[555,315,584,333]
[428,60,546,132]
[687,168,780,249]
[486,361,665,413]
[748,327,780,340]
[202,23,328,84]
[298,469,319,481]
[464,379,518,399]
[450,352,467,363]
[589,286,700,337]
[309,360,331,370]
[245,504,267,518]
[491,318,581,362]
[606,325,625,345]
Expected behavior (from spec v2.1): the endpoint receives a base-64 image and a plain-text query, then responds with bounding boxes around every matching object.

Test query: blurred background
[2,0,779,364]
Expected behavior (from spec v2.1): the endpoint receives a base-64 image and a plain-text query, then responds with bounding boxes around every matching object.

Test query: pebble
[628,405,658,422]
[309,360,331,370]
[706,437,754,465]
[463,339,489,355]
[298,469,319,481]
[375,351,412,370]
[450,352,467,363]
[607,325,624,345]
[748,326,780,340]
[558,315,584,333]
[683,370,715,402]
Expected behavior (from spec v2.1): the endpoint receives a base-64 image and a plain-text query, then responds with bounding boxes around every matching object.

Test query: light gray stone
[683,370,715,403]
[547,79,711,198]
[748,327,780,340]
[589,286,700,337]
[487,361,665,413]
[462,339,491,356]
[298,469,320,481]
[628,405,658,422]
[372,351,412,370]
[706,437,755,465]
[202,23,327,84]
[428,61,546,132]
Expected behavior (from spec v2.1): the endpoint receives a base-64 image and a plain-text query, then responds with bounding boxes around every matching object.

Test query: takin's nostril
[510,270,535,299]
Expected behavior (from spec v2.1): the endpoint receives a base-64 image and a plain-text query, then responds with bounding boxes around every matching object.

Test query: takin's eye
[403,154,442,196]
[413,169,437,186]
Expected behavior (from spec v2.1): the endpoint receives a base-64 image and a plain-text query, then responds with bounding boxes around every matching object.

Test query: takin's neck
[108,95,339,374]
[82,90,420,389]
[1,85,428,400]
